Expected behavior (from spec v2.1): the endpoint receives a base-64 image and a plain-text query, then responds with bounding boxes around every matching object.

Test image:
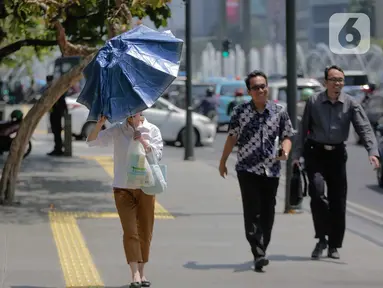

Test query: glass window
[151,101,168,111]
[192,84,213,97]
[220,83,248,95]
[277,86,322,102]
[312,4,348,24]
[312,27,330,44]
[344,75,368,86]
[62,63,73,74]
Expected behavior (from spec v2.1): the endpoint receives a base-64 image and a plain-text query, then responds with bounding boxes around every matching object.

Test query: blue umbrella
[77,25,184,123]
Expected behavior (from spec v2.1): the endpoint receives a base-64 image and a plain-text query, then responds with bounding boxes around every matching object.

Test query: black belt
[307,140,344,151]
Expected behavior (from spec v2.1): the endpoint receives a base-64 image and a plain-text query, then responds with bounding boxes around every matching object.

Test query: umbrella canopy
[77,25,184,123]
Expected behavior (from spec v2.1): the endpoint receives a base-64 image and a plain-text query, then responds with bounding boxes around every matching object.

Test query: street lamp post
[184,0,194,161]
[284,0,297,213]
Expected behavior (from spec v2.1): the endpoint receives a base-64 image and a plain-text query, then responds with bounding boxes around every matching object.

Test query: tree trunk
[0,0,135,205]
[0,52,96,205]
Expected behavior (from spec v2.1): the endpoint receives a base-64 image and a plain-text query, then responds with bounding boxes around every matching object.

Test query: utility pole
[284,0,297,213]
[184,0,194,160]
[220,0,227,77]
[242,0,251,74]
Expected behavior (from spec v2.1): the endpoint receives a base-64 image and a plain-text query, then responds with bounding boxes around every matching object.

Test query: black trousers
[237,171,279,259]
[304,141,348,248]
[50,112,63,152]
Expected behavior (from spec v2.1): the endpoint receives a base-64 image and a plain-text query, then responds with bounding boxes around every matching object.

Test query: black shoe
[129,282,142,288]
[328,248,340,259]
[254,257,269,271]
[47,150,64,156]
[141,280,151,287]
[311,240,327,260]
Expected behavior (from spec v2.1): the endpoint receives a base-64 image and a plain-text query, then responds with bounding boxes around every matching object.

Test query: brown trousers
[113,188,155,263]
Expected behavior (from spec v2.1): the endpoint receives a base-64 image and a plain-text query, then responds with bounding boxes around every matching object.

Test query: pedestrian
[292,65,380,260]
[87,113,163,288]
[219,70,295,271]
[227,88,247,117]
[196,86,218,122]
[47,75,67,156]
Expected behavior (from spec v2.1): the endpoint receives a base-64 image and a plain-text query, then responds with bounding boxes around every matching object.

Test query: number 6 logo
[329,13,370,55]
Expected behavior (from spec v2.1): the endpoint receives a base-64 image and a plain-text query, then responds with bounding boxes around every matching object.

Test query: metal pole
[284,0,297,213]
[242,0,251,74]
[63,111,72,157]
[0,101,5,121]
[184,0,194,161]
[220,0,227,77]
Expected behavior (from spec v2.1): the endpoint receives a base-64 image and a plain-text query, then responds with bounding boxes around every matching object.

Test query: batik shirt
[228,101,295,177]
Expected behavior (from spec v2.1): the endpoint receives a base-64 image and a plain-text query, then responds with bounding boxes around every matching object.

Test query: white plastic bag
[142,151,167,195]
[126,141,155,187]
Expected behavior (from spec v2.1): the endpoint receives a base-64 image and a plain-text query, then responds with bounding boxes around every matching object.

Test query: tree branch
[54,21,97,57]
[0,39,57,61]
[108,1,133,38]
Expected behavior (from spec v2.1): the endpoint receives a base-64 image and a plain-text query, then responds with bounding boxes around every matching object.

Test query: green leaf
[1,0,173,67]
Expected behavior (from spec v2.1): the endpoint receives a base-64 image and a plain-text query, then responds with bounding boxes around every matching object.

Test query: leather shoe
[328,248,340,259]
[254,257,269,271]
[311,240,327,260]
[141,280,151,287]
[129,282,141,288]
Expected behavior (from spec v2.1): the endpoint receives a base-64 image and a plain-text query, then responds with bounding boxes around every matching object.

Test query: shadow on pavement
[17,176,110,194]
[183,255,347,273]
[170,211,286,217]
[183,260,253,272]
[11,286,131,288]
[0,155,115,225]
[269,254,347,265]
[366,184,383,194]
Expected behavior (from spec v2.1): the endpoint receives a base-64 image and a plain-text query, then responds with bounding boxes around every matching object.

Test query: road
[1,124,383,287]
[32,126,383,234]
[32,126,383,217]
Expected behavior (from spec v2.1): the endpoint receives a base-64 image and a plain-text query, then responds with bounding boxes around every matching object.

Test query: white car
[64,94,111,140]
[64,95,216,146]
[268,77,324,117]
[142,97,216,146]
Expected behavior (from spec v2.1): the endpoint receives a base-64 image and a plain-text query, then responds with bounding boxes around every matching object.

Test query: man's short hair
[245,70,268,90]
[324,65,344,80]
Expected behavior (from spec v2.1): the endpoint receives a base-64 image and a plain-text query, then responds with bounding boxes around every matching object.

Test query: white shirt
[86,119,163,189]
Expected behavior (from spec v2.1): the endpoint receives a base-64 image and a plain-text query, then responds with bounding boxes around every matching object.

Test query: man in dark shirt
[47,75,68,156]
[219,70,294,272]
[292,65,380,260]
[197,87,218,121]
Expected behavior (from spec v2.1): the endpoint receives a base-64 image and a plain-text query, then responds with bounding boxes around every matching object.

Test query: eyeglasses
[327,78,344,83]
[250,84,267,91]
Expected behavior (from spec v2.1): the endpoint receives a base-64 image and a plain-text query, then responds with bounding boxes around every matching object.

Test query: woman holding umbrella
[87,113,163,288]
[79,25,182,287]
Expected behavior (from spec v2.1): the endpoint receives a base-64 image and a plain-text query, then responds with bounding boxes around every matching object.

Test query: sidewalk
[0,152,382,287]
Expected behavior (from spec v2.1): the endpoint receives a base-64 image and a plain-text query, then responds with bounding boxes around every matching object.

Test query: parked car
[204,78,251,129]
[64,94,111,140]
[142,97,216,147]
[61,95,216,146]
[354,92,383,144]
[268,77,324,118]
[163,77,216,109]
[316,70,373,103]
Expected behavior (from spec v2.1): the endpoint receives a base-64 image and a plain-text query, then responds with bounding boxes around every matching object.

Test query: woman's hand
[97,115,107,126]
[133,130,151,151]
[133,130,142,141]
